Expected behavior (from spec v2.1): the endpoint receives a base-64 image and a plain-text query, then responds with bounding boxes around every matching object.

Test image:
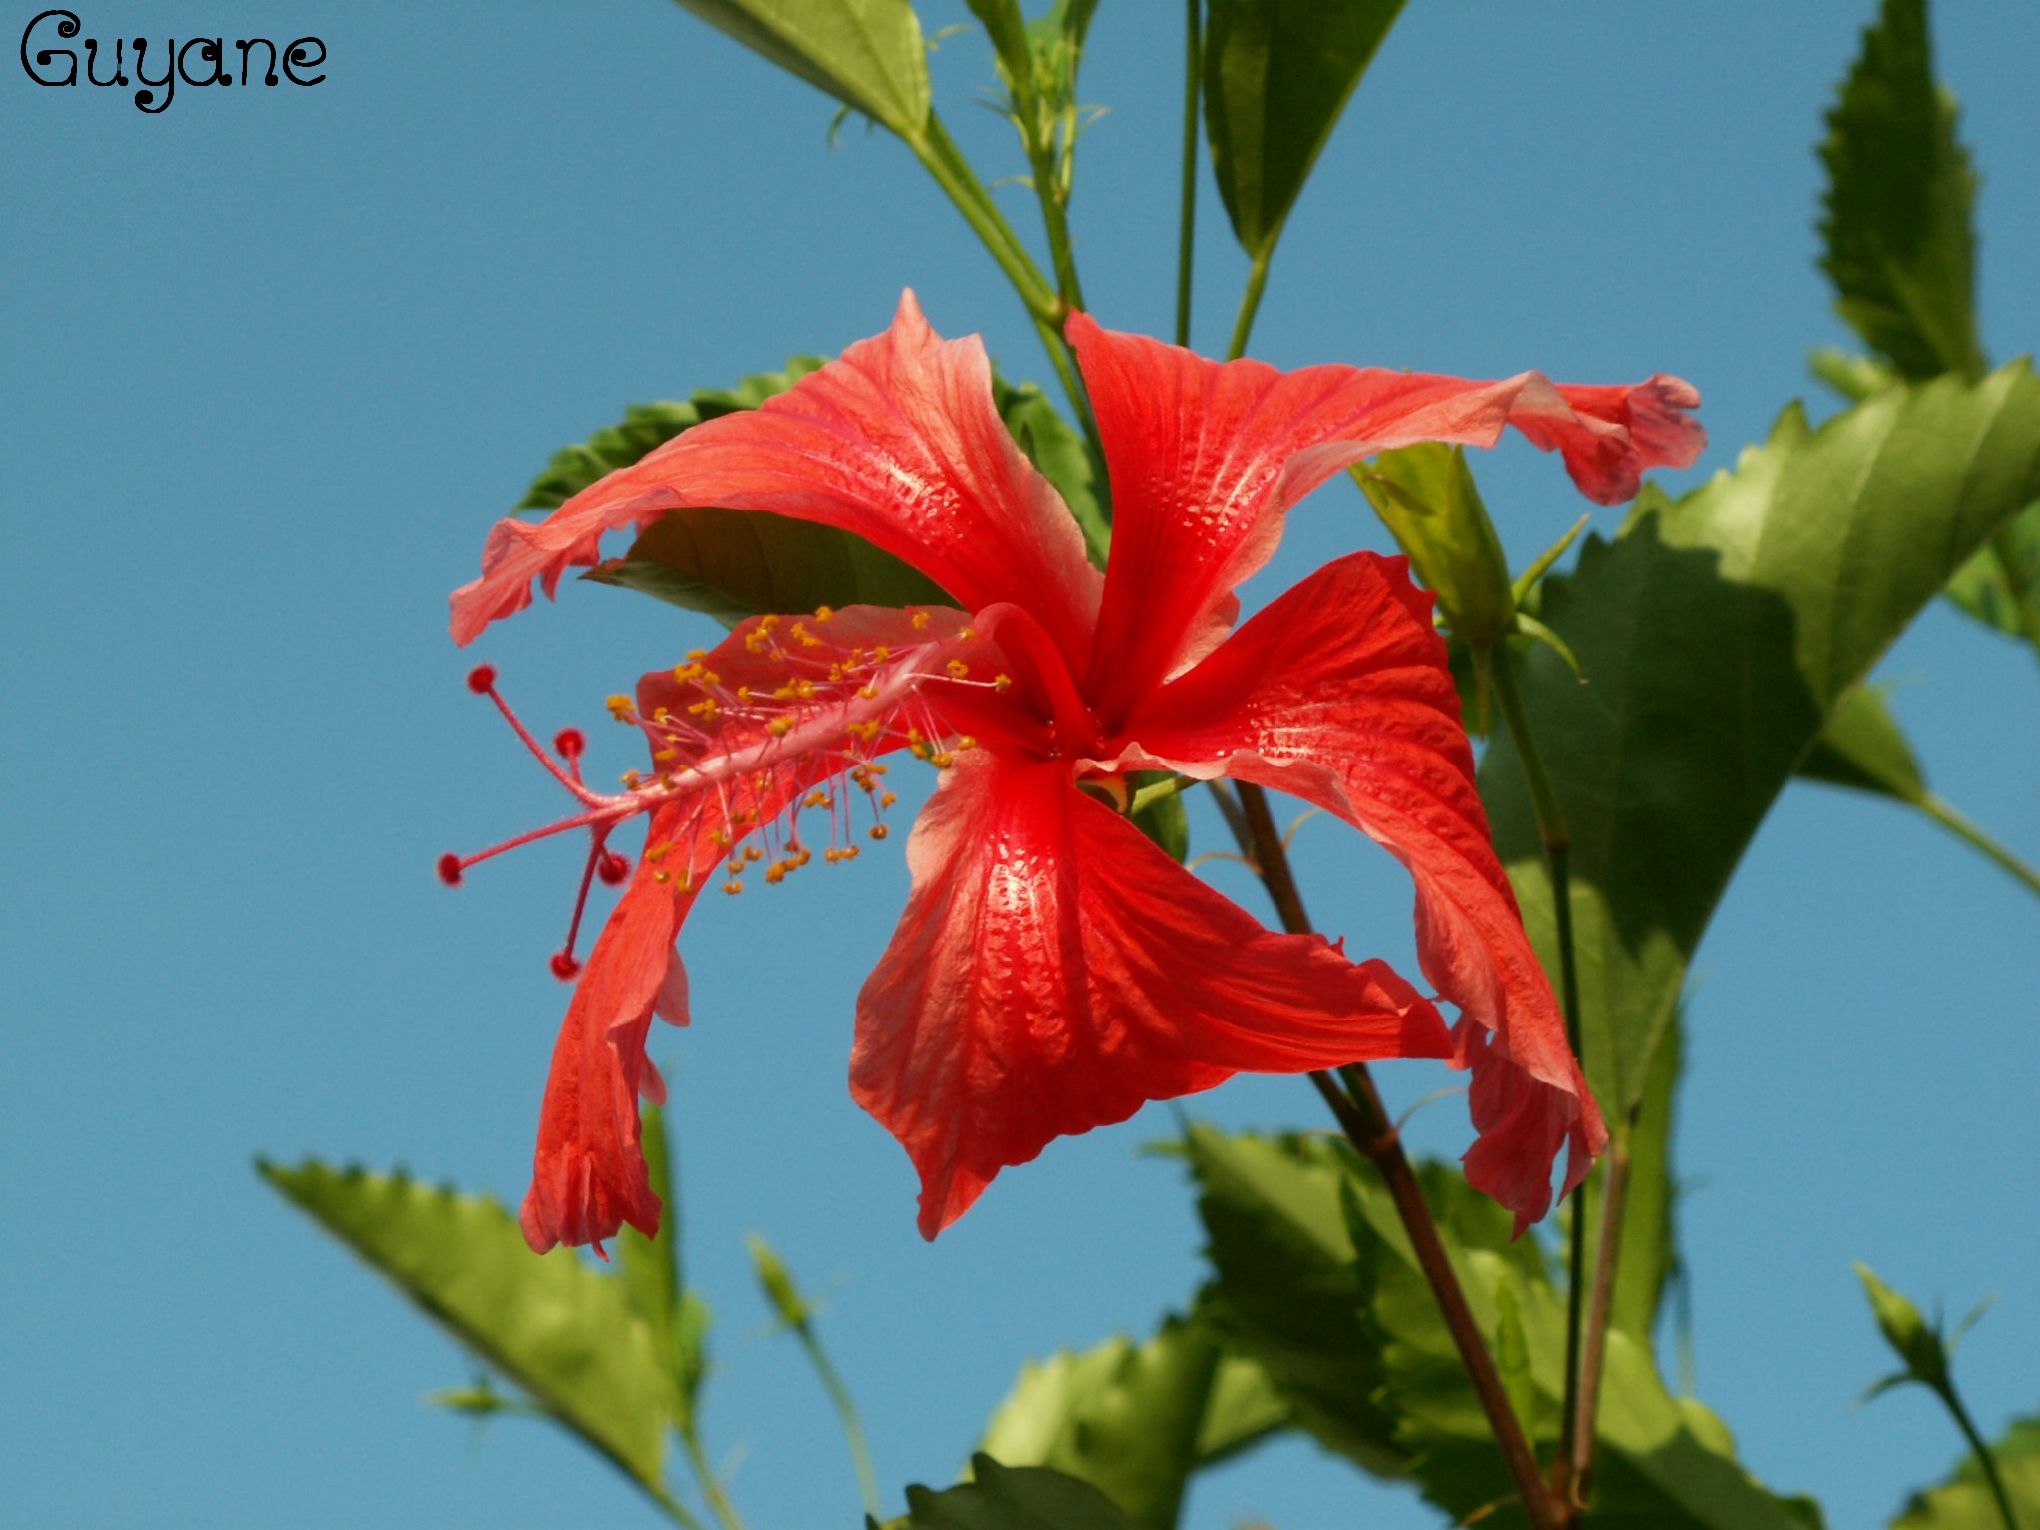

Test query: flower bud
[1854,1262,1947,1387]
[1356,444,1516,650]
[746,1232,811,1331]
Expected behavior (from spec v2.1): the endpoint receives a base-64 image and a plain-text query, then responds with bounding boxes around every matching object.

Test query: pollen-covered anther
[945,659,972,679]
[723,878,744,895]
[605,694,636,723]
[993,673,1014,692]
[869,824,889,841]
[909,611,932,631]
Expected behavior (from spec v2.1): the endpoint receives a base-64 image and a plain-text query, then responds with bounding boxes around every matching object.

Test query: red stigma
[549,951,583,981]
[554,727,586,760]
[466,664,498,694]
[597,852,630,885]
[436,853,464,886]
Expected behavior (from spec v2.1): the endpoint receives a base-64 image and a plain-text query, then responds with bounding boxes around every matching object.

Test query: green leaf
[1478,365,2040,1114]
[898,1454,1143,1529]
[979,1317,1223,1529]
[671,0,931,141]
[1893,1413,2040,1530]
[1192,1349,1290,1467]
[1945,502,2040,638]
[1799,684,1927,803]
[1186,1129,1824,1529]
[1609,1004,1685,1346]
[257,1160,673,1501]
[587,506,951,626]
[1202,0,1408,258]
[516,358,829,514]
[1818,0,1983,381]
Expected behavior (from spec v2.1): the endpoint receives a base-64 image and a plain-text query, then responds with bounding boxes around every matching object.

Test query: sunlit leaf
[978,1317,1222,1528]
[1479,365,2040,1114]
[1818,0,1982,381]
[1944,501,2040,639]
[895,1453,1143,1529]
[257,1160,672,1500]
[1186,1129,1825,1528]
[1799,685,1927,804]
[1892,1414,2040,1530]
[1608,1005,1684,1346]
[671,0,931,140]
[1203,0,1408,258]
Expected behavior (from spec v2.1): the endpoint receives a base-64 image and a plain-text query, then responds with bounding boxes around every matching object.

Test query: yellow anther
[767,717,794,737]
[653,747,680,764]
[686,648,708,662]
[828,665,846,683]
[945,659,971,679]
[957,736,978,752]
[789,621,821,648]
[744,846,763,863]
[847,719,883,742]
[869,824,889,841]
[993,673,1014,692]
[959,627,976,641]
[710,829,733,849]
[879,792,897,808]
[728,857,745,875]
[910,611,932,631]
[858,683,879,700]
[672,662,702,683]
[795,679,816,700]
[606,694,636,720]
[765,863,786,884]
[723,879,744,895]
[687,698,720,721]
[646,844,669,862]
[653,870,671,885]
[930,751,955,768]
[813,604,834,623]
[653,706,672,723]
[621,769,644,788]
[794,846,813,867]
[869,762,889,775]
[772,681,798,701]
[804,790,831,809]
[871,644,891,662]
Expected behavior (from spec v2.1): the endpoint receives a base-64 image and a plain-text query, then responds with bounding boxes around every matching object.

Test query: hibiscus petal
[1118,551,1606,1232]
[851,750,1453,1240]
[1067,313,1703,721]
[521,801,694,1255]
[451,292,1103,659]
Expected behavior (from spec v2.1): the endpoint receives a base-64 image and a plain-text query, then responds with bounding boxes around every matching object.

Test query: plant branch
[1228,778,1560,1530]
[1939,1381,2025,1530]
[1917,790,2040,902]
[676,1424,744,1530]
[1488,644,1595,1511]
[795,1326,882,1520]
[1226,249,1272,361]
[1574,1135,1632,1507]
[1175,0,1202,349]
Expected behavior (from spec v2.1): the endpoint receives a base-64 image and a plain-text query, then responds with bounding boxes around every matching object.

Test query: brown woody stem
[1230,779,1561,1530]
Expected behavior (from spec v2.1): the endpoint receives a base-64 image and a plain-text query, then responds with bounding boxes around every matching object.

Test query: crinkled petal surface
[452,292,1103,658]
[851,749,1453,1239]
[1068,313,1704,720]
[1119,552,1605,1229]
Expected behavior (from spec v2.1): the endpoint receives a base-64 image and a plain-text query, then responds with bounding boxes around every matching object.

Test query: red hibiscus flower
[447,293,1702,1252]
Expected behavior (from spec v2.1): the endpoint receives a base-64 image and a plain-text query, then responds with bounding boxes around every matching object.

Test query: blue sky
[3,3,2035,1527]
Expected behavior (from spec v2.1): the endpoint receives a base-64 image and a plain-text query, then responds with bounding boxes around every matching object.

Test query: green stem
[1986,524,2040,678]
[1175,0,1202,349]
[1939,1383,2024,1530]
[1129,772,1195,816]
[1489,646,1594,1509]
[908,115,1105,468]
[1918,792,2040,902]
[1226,249,1272,360]
[796,1327,882,1520]
[677,1425,745,1530]
[912,115,1060,324]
